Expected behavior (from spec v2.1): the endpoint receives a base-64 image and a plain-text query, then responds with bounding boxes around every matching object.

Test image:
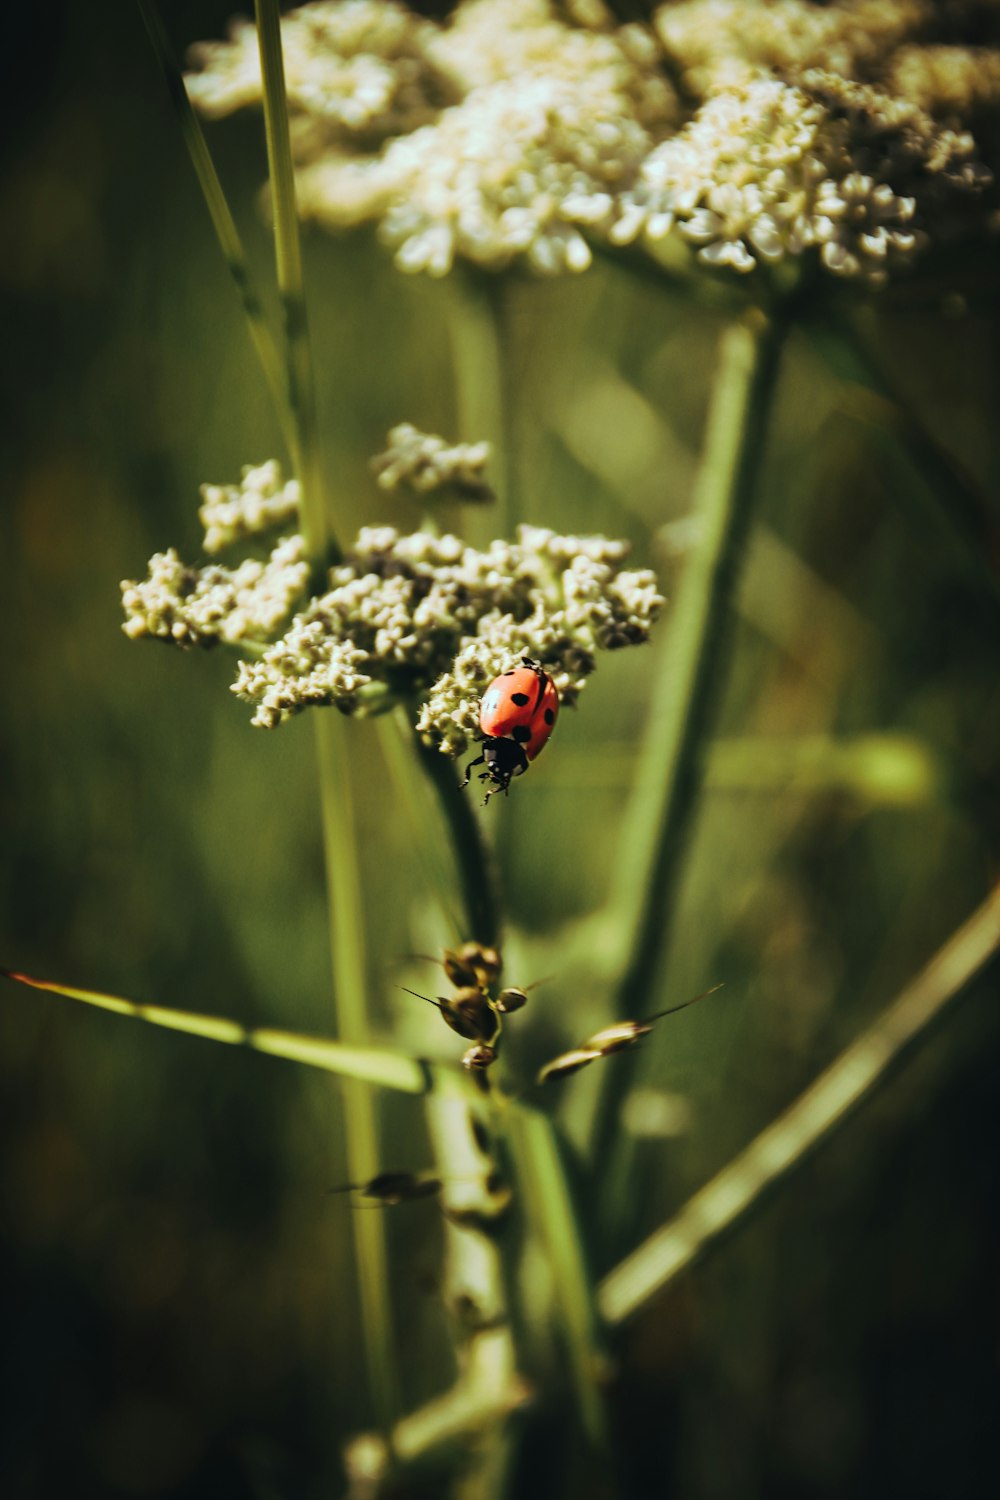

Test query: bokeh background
[1,4,999,1497]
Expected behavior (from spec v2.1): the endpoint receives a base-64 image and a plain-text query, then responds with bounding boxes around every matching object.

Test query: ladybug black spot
[544,708,555,724]
[512,725,532,743]
[511,692,530,706]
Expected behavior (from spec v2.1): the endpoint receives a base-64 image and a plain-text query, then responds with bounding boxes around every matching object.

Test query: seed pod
[463,1042,497,1070]
[495,986,528,1014]
[400,984,496,1041]
[582,1019,655,1055]
[536,1047,601,1084]
[444,941,502,989]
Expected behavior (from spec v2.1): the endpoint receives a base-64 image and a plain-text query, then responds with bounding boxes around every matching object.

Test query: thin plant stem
[411,729,503,949]
[586,310,787,1198]
[597,884,1000,1326]
[253,0,336,571]
[254,0,392,1425]
[314,715,399,1428]
[0,967,463,1095]
[376,710,465,938]
[135,0,292,447]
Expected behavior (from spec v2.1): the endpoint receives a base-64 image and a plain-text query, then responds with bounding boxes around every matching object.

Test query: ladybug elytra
[460,658,559,803]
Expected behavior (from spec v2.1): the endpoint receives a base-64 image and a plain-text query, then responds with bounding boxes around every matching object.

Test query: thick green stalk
[135,0,291,446]
[254,0,392,1426]
[587,309,787,1210]
[597,885,1000,1326]
[253,0,335,571]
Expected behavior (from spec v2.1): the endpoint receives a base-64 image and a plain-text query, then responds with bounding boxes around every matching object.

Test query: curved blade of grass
[135,0,291,448]
[0,966,441,1094]
[597,885,1000,1327]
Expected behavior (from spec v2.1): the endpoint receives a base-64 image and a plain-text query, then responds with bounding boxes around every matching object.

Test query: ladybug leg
[459,751,485,789]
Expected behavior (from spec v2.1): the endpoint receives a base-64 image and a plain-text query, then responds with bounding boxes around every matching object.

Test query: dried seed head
[582,1018,656,1054]
[445,941,503,988]
[495,986,528,1014]
[399,983,496,1041]
[536,1047,602,1084]
[462,1041,498,1070]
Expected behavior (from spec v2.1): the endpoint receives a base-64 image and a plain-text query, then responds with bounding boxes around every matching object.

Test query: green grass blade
[253,0,333,570]
[135,0,291,446]
[597,885,1000,1327]
[0,966,434,1093]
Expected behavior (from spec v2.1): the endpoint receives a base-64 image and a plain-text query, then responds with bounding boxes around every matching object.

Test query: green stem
[315,716,399,1429]
[135,0,292,449]
[254,0,390,1425]
[597,885,1000,1326]
[411,732,503,949]
[587,308,787,1218]
[253,0,336,573]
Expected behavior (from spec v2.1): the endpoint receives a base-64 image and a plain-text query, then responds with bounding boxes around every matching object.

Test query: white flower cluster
[186,0,998,284]
[611,71,989,282]
[653,0,931,98]
[121,535,310,648]
[198,459,301,554]
[185,0,454,152]
[231,524,663,740]
[371,423,494,502]
[189,0,679,276]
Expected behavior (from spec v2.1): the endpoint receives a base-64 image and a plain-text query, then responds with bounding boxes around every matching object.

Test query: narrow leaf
[1,967,434,1095]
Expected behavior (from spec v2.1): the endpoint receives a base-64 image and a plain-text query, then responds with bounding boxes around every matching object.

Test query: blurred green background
[1,4,999,1498]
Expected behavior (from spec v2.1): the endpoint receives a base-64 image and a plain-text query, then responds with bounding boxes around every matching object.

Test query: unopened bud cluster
[234,523,663,741]
[371,423,494,502]
[121,462,662,742]
[198,460,302,554]
[121,535,309,648]
[186,0,999,286]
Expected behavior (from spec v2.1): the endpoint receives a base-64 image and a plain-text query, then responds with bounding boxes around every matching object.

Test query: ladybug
[460,658,559,803]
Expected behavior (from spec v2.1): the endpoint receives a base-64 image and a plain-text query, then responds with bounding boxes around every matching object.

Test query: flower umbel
[198,459,302,553]
[121,535,310,648]
[186,0,998,285]
[371,423,494,503]
[232,523,663,743]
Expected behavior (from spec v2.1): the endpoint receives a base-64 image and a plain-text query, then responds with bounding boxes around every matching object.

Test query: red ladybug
[460,658,559,803]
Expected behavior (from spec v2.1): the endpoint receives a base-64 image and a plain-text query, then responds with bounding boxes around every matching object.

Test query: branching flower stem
[254,0,392,1428]
[586,308,789,1238]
